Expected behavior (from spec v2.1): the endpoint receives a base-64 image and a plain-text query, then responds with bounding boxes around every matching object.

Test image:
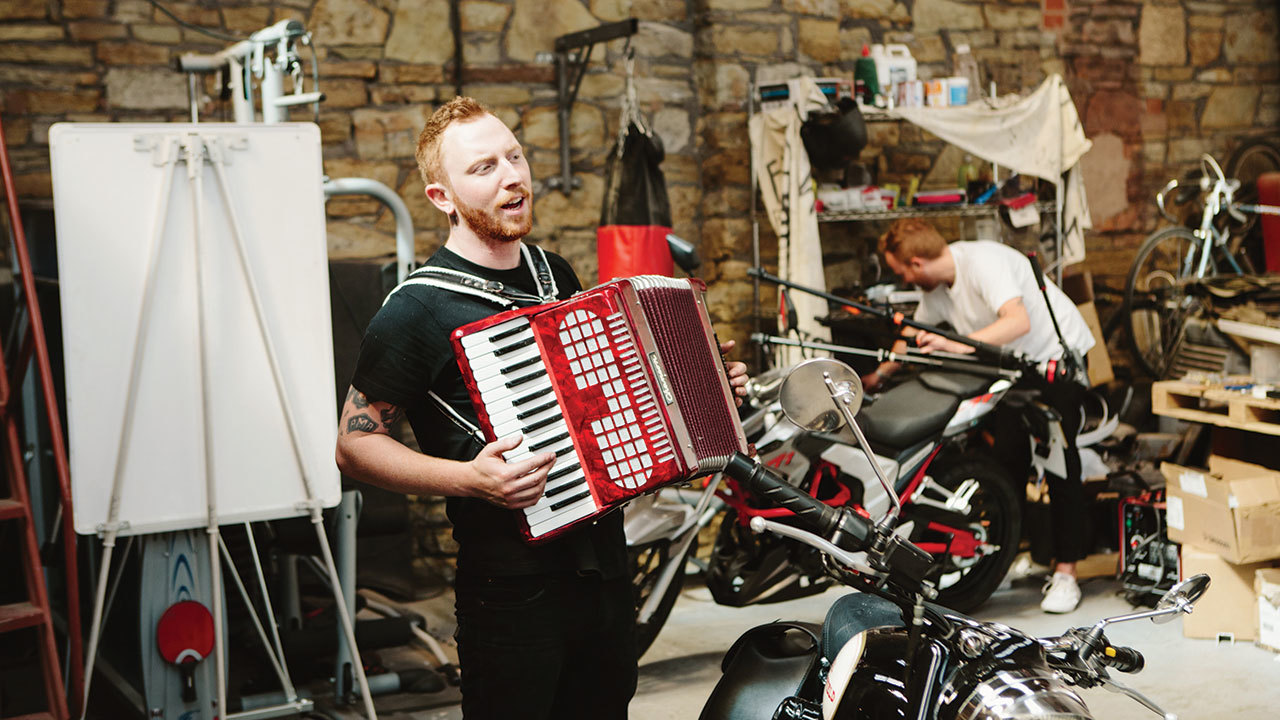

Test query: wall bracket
[545,18,638,196]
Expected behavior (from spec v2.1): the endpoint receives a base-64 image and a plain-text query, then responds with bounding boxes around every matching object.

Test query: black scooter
[700,358,1209,720]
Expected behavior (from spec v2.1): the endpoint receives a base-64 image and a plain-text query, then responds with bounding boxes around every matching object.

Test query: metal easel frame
[76,130,376,720]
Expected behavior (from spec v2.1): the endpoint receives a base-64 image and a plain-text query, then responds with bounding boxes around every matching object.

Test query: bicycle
[1225,136,1280,265]
[1122,153,1278,379]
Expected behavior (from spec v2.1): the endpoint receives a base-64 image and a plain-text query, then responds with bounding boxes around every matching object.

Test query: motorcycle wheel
[917,455,1021,613]
[630,536,695,657]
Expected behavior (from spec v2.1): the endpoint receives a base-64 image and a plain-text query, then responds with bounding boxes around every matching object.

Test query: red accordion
[451,276,748,543]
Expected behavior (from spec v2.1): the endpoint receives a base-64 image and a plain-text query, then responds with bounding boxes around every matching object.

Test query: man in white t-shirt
[865,218,1094,613]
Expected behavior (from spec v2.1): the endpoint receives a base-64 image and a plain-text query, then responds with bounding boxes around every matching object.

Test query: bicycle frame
[1157,153,1268,280]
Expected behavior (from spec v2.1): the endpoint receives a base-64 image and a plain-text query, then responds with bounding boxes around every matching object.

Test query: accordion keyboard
[459,316,599,538]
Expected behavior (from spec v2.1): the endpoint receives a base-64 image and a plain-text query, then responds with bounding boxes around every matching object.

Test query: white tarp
[891,74,1093,266]
[749,76,832,368]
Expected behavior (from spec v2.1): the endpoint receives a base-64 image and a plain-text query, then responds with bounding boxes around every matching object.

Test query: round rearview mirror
[779,358,863,432]
[1153,573,1211,623]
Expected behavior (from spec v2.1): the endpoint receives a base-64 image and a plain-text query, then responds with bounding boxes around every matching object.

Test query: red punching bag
[597,121,674,284]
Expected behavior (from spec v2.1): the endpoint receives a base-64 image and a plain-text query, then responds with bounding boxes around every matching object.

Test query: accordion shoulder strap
[427,390,486,446]
[384,243,559,309]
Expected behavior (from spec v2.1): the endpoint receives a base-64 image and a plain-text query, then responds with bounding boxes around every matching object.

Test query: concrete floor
[321,568,1280,720]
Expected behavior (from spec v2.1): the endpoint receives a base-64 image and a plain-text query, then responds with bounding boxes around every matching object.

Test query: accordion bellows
[451,276,748,543]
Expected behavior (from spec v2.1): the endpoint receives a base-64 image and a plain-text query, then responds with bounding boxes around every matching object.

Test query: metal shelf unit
[817,201,1056,223]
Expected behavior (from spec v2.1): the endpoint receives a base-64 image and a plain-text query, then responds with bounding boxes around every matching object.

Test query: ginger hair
[414,96,493,187]
[878,218,948,263]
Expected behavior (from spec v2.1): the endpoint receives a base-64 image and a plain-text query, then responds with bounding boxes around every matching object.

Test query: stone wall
[2,0,1277,583]
[5,1,1275,367]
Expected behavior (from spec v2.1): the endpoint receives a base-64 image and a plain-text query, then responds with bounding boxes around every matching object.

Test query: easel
[51,22,384,712]
[54,124,369,720]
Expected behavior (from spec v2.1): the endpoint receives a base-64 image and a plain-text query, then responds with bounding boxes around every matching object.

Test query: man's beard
[456,193,532,243]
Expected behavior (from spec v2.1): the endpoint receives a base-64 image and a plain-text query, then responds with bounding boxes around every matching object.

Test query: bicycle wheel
[1224,138,1280,259]
[1123,227,1206,379]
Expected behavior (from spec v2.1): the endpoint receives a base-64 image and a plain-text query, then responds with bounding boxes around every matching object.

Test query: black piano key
[501,355,541,375]
[549,490,592,510]
[493,336,536,356]
[516,400,559,420]
[489,324,528,343]
[505,369,547,389]
[529,431,570,452]
[512,388,551,407]
[545,476,585,498]
[522,414,561,434]
[547,462,581,481]
[554,445,576,458]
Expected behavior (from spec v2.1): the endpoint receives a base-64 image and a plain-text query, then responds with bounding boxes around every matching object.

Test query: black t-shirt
[351,245,627,578]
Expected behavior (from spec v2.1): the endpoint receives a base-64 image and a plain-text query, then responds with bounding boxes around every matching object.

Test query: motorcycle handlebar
[724,452,874,552]
[1101,644,1145,674]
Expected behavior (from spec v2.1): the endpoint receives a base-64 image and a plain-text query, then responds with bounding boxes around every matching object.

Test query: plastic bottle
[951,44,983,104]
[854,44,880,106]
[957,155,978,190]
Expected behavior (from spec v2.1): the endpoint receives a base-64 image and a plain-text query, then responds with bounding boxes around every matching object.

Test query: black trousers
[454,570,637,719]
[994,379,1089,565]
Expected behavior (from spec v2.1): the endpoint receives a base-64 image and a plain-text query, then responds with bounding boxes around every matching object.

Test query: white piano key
[476,369,551,397]
[485,399,559,431]
[490,404,562,437]
[459,319,531,350]
[524,490,598,531]
[503,433,575,464]
[467,344,541,377]
[541,471,587,500]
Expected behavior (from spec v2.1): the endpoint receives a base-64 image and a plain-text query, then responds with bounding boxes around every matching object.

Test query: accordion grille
[634,283,740,467]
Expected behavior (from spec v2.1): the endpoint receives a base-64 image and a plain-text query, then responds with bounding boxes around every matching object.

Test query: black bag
[800,98,867,171]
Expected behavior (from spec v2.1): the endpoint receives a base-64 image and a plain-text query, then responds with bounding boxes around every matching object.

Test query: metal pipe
[323,177,416,282]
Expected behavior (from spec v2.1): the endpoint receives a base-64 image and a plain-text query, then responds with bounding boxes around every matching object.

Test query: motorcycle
[628,345,1030,655]
[628,258,1118,655]
[700,357,1209,720]
[708,355,1022,614]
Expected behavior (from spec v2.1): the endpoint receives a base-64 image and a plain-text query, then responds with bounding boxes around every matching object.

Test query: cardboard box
[1257,568,1280,652]
[1076,301,1113,387]
[1162,455,1280,564]
[1180,545,1273,641]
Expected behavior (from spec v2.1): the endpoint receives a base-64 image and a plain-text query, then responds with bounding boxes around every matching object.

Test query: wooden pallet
[1151,380,1280,436]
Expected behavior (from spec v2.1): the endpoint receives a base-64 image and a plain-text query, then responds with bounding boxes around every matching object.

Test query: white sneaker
[1040,572,1081,614]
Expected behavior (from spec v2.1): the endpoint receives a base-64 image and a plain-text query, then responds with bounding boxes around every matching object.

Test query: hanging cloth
[748,76,832,368]
[889,74,1093,265]
[597,48,674,284]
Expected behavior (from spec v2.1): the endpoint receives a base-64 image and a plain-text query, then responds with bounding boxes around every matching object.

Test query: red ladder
[0,117,82,719]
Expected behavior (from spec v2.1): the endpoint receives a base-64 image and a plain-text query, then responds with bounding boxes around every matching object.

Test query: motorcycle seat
[916,370,996,397]
[858,371,994,450]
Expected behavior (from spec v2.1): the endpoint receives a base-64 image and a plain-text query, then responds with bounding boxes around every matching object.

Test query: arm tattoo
[346,414,378,434]
[346,386,370,408]
[380,406,404,426]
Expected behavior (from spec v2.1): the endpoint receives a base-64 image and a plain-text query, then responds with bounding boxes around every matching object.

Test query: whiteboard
[49,123,341,536]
